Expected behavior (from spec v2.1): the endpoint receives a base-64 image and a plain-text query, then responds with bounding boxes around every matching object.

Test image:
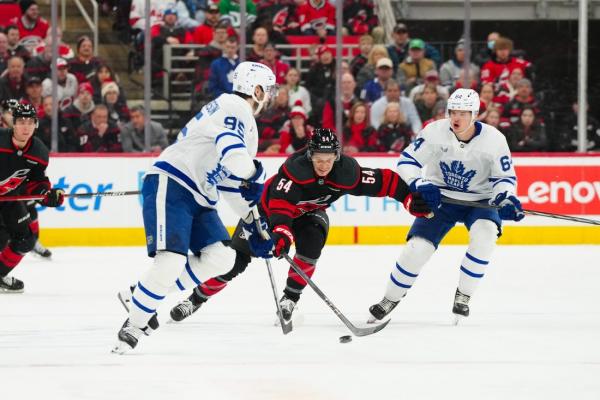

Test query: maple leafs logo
[439,160,476,192]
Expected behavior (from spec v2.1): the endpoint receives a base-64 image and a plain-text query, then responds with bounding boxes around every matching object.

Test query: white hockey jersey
[147,93,259,214]
[397,119,517,201]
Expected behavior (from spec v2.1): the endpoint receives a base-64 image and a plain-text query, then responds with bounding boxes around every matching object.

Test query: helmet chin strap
[252,91,270,116]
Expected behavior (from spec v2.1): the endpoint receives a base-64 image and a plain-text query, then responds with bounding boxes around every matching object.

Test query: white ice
[1,245,599,400]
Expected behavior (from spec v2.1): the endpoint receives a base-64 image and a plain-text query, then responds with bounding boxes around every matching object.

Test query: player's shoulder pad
[281,150,315,184]
[327,154,360,188]
[27,137,50,165]
[478,122,509,146]
[420,118,449,140]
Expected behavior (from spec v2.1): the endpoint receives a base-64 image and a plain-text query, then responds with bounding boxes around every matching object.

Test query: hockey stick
[281,253,390,337]
[441,197,600,226]
[250,208,293,335]
[0,190,141,202]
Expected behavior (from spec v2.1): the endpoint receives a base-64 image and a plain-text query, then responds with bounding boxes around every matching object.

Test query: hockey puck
[339,335,352,343]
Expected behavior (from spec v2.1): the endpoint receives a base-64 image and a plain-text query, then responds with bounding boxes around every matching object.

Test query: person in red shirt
[260,42,289,84]
[10,0,49,41]
[321,72,358,130]
[480,36,531,86]
[298,0,335,35]
[278,101,314,154]
[185,4,235,45]
[342,101,377,153]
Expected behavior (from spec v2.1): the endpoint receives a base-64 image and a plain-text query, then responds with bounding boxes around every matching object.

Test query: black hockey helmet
[12,103,38,126]
[307,128,341,161]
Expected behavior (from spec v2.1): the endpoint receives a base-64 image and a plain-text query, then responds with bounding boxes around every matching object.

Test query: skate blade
[453,314,466,326]
[111,341,133,355]
[0,288,25,294]
[366,315,378,324]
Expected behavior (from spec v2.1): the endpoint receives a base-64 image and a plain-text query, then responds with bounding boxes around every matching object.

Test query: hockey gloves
[242,218,274,259]
[41,189,65,207]
[271,225,294,258]
[240,160,265,207]
[402,192,433,218]
[491,192,525,221]
[410,178,441,209]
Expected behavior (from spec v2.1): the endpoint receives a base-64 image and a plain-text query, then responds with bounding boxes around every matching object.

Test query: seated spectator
[260,42,289,84]
[480,36,532,86]
[90,63,125,104]
[173,0,200,29]
[376,102,413,153]
[297,0,335,35]
[63,82,95,127]
[120,105,169,152]
[304,45,335,122]
[36,95,77,152]
[408,70,449,102]
[422,101,446,127]
[42,58,78,110]
[502,78,540,125]
[284,67,311,117]
[247,26,269,63]
[356,45,389,93]
[76,104,122,152]
[321,72,358,131]
[191,21,228,102]
[479,82,498,110]
[397,39,436,93]
[360,57,395,104]
[10,0,49,42]
[129,0,173,31]
[474,31,499,66]
[278,101,313,154]
[68,36,103,83]
[25,39,52,80]
[0,106,12,128]
[344,0,377,35]
[22,76,43,117]
[219,0,257,28]
[101,81,130,127]
[555,101,600,152]
[151,8,186,43]
[256,0,302,35]
[350,34,373,78]
[0,33,9,75]
[257,87,290,152]
[5,25,30,61]
[387,22,441,72]
[207,36,239,98]
[371,80,421,132]
[32,26,74,59]
[506,105,547,152]
[451,67,479,92]
[342,102,377,153]
[484,107,502,132]
[414,83,445,124]
[495,68,524,106]
[0,56,26,100]
[439,38,479,90]
[185,4,235,45]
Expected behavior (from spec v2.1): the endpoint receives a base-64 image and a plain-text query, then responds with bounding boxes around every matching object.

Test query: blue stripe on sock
[132,296,156,313]
[460,266,484,278]
[395,263,418,278]
[137,281,165,300]
[390,273,411,288]
[175,278,185,291]
[465,252,489,265]
[185,262,201,285]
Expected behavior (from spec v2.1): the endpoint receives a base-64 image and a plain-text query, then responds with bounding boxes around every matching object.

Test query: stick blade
[350,318,390,337]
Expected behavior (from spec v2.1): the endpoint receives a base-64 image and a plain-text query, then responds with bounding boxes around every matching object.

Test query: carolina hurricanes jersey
[147,93,259,213]
[397,119,517,201]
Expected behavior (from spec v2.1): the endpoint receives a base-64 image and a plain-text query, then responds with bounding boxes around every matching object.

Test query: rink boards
[37,154,600,246]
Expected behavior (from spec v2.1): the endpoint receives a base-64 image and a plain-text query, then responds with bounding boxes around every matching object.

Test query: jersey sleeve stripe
[217,185,241,193]
[221,143,246,158]
[215,131,244,145]
[397,160,422,168]
[400,151,423,168]
[492,179,516,187]
[489,176,516,182]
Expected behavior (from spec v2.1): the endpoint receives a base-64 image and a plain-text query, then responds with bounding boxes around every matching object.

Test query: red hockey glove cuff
[271,225,294,258]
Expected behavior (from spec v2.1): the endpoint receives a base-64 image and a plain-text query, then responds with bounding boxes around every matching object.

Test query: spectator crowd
[1,0,599,153]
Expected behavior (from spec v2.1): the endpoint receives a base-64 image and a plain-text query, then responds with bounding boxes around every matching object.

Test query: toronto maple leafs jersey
[397,119,517,201]
[147,93,259,213]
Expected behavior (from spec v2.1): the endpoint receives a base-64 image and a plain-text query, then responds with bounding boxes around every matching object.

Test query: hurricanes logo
[0,169,30,195]
[439,161,476,192]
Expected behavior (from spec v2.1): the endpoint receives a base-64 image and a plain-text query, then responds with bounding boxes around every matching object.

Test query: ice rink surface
[1,245,599,400]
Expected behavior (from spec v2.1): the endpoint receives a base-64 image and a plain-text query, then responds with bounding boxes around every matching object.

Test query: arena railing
[60,0,98,56]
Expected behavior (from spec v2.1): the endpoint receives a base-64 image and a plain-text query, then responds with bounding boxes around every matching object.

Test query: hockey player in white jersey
[368,88,524,322]
[112,62,276,354]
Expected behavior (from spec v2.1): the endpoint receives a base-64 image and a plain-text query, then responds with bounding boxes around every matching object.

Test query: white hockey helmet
[446,88,480,123]
[232,61,276,115]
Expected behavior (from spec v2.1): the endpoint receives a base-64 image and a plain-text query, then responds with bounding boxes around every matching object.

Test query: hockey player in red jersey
[169,128,432,323]
[0,103,64,292]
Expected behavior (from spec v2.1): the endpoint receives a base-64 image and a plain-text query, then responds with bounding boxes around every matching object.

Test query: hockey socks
[284,255,316,302]
[458,220,497,297]
[384,237,435,302]
[0,246,25,277]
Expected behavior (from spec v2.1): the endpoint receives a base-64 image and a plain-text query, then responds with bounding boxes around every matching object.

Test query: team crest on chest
[439,160,476,192]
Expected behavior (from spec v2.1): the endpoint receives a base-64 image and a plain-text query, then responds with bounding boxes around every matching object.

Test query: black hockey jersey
[262,149,413,229]
[0,128,51,197]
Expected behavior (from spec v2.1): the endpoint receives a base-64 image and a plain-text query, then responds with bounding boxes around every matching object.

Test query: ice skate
[0,276,24,293]
[111,319,151,354]
[367,297,399,323]
[32,240,52,259]
[117,285,160,332]
[452,288,470,325]
[169,291,204,322]
[278,295,296,322]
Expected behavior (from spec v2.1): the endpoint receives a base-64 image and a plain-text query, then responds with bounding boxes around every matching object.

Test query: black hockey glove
[271,225,294,258]
[41,189,65,208]
[240,160,265,206]
[402,192,433,218]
